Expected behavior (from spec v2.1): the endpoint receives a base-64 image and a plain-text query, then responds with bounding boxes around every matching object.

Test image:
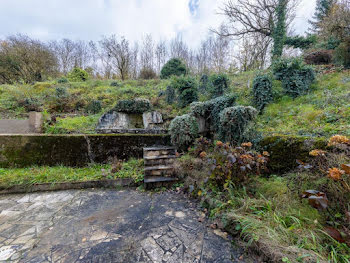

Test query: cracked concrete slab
[0,189,253,263]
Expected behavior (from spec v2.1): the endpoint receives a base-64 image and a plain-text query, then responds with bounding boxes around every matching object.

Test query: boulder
[142,111,163,129]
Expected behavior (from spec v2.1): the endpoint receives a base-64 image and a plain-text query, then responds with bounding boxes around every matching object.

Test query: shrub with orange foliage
[328,135,350,146]
[328,168,345,181]
[309,149,327,157]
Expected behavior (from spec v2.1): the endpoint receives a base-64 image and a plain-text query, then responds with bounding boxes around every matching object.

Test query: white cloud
[0,0,316,46]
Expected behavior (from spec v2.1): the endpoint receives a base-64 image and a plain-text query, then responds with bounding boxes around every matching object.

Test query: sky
[0,0,316,48]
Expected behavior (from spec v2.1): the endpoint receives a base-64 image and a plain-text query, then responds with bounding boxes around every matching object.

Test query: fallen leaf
[341,164,350,174]
[324,227,345,243]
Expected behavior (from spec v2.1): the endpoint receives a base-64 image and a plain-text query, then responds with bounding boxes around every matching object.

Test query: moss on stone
[0,134,170,168]
[259,134,328,173]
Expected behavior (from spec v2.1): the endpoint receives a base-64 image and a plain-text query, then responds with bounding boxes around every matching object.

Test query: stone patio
[0,189,252,262]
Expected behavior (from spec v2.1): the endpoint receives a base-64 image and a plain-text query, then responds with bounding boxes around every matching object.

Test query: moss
[0,134,170,167]
[259,134,328,172]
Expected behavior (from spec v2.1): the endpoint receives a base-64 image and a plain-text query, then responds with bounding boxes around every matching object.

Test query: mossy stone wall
[259,135,328,173]
[0,134,170,167]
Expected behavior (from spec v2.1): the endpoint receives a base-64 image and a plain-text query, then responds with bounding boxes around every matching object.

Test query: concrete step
[144,165,175,176]
[144,155,176,166]
[144,176,178,183]
[143,147,176,158]
[144,176,178,189]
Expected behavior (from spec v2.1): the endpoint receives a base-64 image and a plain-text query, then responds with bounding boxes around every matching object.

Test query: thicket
[252,74,273,112]
[169,114,199,151]
[170,76,198,107]
[113,98,151,113]
[190,95,236,132]
[139,67,157,79]
[208,73,229,98]
[160,58,187,79]
[165,86,176,104]
[67,67,89,82]
[219,106,258,145]
[272,58,315,98]
[85,100,102,114]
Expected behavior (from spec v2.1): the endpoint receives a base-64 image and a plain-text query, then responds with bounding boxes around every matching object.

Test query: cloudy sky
[0,0,316,48]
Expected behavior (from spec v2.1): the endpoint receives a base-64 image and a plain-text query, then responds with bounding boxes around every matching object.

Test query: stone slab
[0,189,252,262]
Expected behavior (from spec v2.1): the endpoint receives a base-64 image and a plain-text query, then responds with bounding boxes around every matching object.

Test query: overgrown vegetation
[169,114,199,151]
[160,58,187,79]
[0,158,144,188]
[272,58,316,98]
[176,135,350,262]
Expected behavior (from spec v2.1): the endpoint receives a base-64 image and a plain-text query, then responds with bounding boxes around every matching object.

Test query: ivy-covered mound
[113,98,151,114]
[273,58,315,98]
[219,106,258,145]
[252,74,273,112]
[190,95,236,132]
[169,114,199,152]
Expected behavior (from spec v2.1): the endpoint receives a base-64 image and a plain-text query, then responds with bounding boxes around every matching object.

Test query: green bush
[190,95,236,132]
[334,40,350,68]
[110,81,119,87]
[160,58,187,79]
[85,100,102,114]
[209,73,229,98]
[252,74,273,112]
[113,98,151,113]
[272,58,315,98]
[219,106,257,145]
[139,67,157,79]
[47,86,71,112]
[170,76,198,108]
[199,74,210,93]
[57,77,68,83]
[165,86,176,104]
[169,114,199,151]
[67,67,89,82]
[178,88,198,108]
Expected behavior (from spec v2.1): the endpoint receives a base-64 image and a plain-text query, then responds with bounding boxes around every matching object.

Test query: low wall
[0,134,170,167]
[0,112,43,134]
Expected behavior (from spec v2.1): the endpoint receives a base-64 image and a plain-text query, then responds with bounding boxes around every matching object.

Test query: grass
[200,176,350,263]
[256,71,350,137]
[0,158,144,188]
[44,114,101,134]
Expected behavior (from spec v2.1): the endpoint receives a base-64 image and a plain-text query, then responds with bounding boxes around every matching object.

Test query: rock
[96,111,143,130]
[143,111,163,129]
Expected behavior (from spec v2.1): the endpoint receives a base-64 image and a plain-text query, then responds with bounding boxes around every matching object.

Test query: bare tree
[99,35,132,80]
[217,0,298,39]
[50,38,76,74]
[0,34,58,83]
[140,34,155,71]
[234,34,271,71]
[155,40,167,74]
[170,35,189,62]
[73,40,92,70]
[130,42,139,79]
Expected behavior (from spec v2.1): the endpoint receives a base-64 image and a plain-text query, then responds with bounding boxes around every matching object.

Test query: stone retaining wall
[0,134,170,167]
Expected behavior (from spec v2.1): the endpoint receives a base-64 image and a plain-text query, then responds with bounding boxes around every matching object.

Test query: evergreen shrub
[113,98,151,113]
[219,106,257,145]
[273,58,315,98]
[169,114,199,151]
[252,74,273,112]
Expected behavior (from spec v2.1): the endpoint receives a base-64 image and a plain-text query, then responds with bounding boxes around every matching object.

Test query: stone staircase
[143,146,177,188]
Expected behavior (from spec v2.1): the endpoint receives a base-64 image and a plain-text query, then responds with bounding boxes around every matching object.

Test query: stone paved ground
[0,189,253,263]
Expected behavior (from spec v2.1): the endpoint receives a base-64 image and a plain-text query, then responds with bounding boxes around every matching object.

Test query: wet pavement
[0,189,250,262]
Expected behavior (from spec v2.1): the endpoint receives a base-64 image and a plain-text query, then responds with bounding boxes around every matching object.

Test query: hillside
[0,69,349,137]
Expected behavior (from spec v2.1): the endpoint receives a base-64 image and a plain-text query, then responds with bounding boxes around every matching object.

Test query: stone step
[143,147,176,158]
[144,165,175,176]
[144,155,176,166]
[144,176,178,183]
